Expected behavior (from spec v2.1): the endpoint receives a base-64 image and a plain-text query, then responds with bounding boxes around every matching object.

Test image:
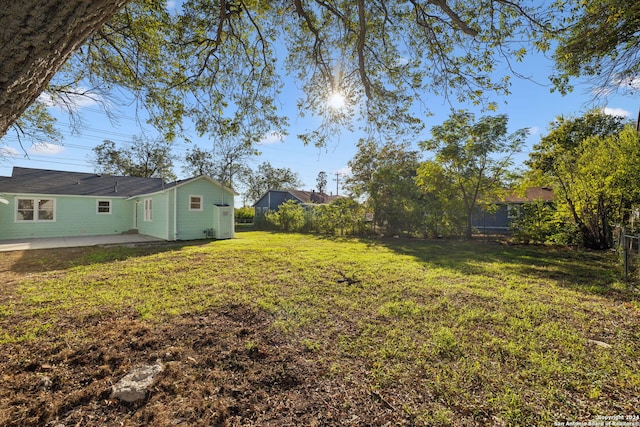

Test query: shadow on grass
[3,240,216,276]
[375,236,636,301]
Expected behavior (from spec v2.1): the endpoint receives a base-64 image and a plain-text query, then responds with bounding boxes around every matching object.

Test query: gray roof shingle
[0,167,167,197]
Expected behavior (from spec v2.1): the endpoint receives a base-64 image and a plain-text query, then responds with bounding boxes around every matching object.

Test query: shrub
[265,199,305,231]
[235,206,254,222]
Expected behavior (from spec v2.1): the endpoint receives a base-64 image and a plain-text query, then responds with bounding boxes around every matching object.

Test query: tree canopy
[2,0,566,147]
[241,161,303,204]
[526,110,635,249]
[552,0,640,96]
[182,138,257,189]
[346,138,424,236]
[92,136,176,180]
[417,111,527,239]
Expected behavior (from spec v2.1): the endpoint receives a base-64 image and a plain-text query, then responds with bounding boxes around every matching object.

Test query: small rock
[110,362,164,402]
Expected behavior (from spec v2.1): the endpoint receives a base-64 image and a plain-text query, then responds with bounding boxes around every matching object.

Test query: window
[144,199,153,221]
[17,198,55,222]
[17,199,33,221]
[97,200,112,214]
[189,195,203,211]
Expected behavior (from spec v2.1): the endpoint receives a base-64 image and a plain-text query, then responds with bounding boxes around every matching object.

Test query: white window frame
[97,199,112,215]
[144,198,153,221]
[189,195,203,211]
[16,198,56,222]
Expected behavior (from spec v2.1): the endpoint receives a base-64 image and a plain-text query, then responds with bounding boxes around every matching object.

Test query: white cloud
[528,126,540,136]
[166,0,177,8]
[602,107,631,118]
[614,75,640,90]
[29,143,65,155]
[393,56,410,68]
[258,131,285,145]
[0,147,19,157]
[37,87,101,111]
[592,86,613,98]
[335,166,351,177]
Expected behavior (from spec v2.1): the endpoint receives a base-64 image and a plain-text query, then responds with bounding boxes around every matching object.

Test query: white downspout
[173,188,177,241]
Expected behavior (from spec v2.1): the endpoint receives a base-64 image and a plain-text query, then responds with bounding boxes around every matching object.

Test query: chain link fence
[620,229,640,279]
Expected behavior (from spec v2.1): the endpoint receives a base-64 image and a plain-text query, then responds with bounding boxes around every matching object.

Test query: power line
[1,157,90,169]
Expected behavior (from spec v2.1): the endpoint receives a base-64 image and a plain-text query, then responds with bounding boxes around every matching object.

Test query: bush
[235,206,254,222]
[265,200,305,232]
[510,201,579,245]
[306,198,366,236]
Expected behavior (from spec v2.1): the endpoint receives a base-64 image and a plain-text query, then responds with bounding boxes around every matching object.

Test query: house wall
[0,177,235,242]
[135,192,171,240]
[0,194,134,239]
[253,191,299,218]
[471,204,512,232]
[174,178,234,240]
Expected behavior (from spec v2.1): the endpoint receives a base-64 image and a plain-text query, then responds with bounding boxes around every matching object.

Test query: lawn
[0,231,638,426]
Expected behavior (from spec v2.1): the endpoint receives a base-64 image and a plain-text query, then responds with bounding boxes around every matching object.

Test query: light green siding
[173,178,234,240]
[0,194,133,239]
[0,176,235,241]
[134,192,171,240]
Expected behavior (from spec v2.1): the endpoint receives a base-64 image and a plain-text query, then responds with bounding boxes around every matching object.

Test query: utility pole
[333,172,342,196]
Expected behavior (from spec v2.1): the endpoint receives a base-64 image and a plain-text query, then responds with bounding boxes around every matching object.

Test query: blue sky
[1,24,638,204]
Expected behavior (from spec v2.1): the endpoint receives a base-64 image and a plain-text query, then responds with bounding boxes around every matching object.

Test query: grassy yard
[1,231,638,426]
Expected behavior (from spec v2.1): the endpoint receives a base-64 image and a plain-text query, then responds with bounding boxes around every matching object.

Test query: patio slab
[0,234,164,252]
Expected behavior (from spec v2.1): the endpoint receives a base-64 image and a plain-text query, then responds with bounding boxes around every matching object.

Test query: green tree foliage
[509,199,559,244]
[330,198,364,236]
[310,198,364,236]
[183,147,215,177]
[234,206,254,223]
[346,139,423,236]
[417,111,527,239]
[316,171,328,194]
[92,136,176,180]
[414,160,466,237]
[3,103,62,155]
[552,0,640,95]
[182,138,257,189]
[242,162,302,204]
[2,1,565,146]
[526,111,632,249]
[265,199,305,232]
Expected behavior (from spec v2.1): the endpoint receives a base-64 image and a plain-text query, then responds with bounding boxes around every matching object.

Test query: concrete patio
[0,234,165,252]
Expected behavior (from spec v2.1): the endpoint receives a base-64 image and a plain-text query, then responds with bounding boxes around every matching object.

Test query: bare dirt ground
[0,248,414,427]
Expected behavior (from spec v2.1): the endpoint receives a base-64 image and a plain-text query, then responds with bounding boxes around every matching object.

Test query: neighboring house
[472,187,555,233]
[0,167,236,241]
[253,189,342,218]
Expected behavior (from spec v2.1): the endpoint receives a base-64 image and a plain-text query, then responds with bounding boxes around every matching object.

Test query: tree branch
[356,0,372,99]
[430,0,478,36]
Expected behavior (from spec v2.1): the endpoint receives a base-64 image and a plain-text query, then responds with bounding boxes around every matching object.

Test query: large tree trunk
[0,0,129,138]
